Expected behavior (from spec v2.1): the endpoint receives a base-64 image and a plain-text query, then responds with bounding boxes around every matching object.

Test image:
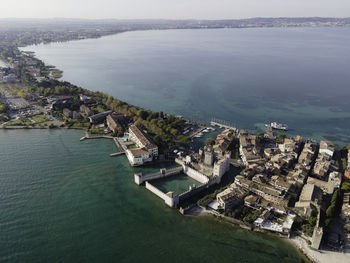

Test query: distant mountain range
[0,17,350,30]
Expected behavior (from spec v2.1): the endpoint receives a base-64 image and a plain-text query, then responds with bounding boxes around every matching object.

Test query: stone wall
[145,181,179,207]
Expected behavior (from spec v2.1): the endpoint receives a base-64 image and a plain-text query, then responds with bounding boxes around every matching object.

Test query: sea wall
[145,181,179,207]
[183,165,209,184]
[134,166,183,185]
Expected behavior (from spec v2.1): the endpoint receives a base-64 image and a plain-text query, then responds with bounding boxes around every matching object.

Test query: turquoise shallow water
[0,129,308,262]
[23,27,350,146]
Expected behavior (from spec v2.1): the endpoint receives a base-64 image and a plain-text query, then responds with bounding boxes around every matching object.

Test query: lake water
[23,27,350,146]
[0,129,308,262]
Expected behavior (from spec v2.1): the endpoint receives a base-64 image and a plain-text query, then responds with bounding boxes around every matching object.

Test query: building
[214,129,235,154]
[216,184,247,210]
[327,172,341,194]
[128,125,158,157]
[126,148,152,166]
[106,112,130,135]
[80,104,93,116]
[72,111,81,119]
[312,140,334,180]
[51,96,73,111]
[239,130,263,166]
[88,111,113,124]
[63,108,72,118]
[234,175,289,207]
[319,140,335,157]
[79,94,94,104]
[213,152,231,178]
[126,125,158,166]
[298,141,317,170]
[294,183,323,217]
[203,145,214,166]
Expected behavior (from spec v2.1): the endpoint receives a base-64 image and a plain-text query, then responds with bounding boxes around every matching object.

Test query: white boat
[194,132,204,138]
[265,122,288,131]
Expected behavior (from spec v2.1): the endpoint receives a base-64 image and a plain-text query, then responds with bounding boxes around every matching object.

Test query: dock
[110,152,125,157]
[80,132,126,157]
[210,121,236,131]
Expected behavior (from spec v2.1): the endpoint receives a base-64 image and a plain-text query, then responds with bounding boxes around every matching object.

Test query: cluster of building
[239,130,264,166]
[312,141,335,180]
[176,128,233,184]
[0,67,19,84]
[214,127,344,243]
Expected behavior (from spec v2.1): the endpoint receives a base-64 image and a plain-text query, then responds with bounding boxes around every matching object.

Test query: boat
[194,132,204,138]
[265,122,288,131]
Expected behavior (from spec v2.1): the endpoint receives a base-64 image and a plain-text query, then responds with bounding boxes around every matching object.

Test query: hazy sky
[0,0,349,20]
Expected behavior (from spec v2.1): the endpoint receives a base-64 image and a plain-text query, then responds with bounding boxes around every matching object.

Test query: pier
[210,118,237,131]
[80,132,126,156]
[210,121,236,131]
[110,152,125,157]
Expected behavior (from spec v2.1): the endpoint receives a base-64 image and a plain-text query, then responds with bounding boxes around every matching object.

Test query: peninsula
[1,19,350,263]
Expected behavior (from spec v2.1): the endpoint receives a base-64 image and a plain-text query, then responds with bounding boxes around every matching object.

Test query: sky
[0,0,349,20]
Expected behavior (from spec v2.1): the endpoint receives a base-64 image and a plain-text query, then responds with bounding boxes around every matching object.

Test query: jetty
[110,152,125,157]
[210,121,236,131]
[80,132,126,156]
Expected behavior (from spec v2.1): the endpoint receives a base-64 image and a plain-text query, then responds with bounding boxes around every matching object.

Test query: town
[132,122,350,254]
[1,19,350,262]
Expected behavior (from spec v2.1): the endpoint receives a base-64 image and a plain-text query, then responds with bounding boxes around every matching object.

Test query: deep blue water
[23,27,350,145]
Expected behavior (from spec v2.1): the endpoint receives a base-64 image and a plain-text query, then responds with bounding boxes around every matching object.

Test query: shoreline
[186,206,350,263]
[1,25,350,262]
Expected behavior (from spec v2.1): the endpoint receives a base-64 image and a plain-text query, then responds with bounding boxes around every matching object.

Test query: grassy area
[6,114,50,126]
[2,83,29,98]
[127,144,138,150]
[91,105,109,114]
[31,114,49,124]
[293,215,316,237]
[88,128,106,135]
[197,188,224,208]
[342,158,347,171]
[225,206,261,224]
[63,118,90,129]
[6,117,32,126]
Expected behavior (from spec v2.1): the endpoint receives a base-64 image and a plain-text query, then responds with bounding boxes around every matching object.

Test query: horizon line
[0,16,349,21]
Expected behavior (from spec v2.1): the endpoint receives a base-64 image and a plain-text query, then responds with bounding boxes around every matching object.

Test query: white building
[126,125,158,166]
[126,148,152,166]
[129,125,158,157]
[319,140,335,157]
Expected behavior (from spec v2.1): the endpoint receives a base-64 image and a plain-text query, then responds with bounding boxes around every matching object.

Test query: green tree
[205,138,215,146]
[308,216,317,226]
[277,133,286,141]
[342,182,350,192]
